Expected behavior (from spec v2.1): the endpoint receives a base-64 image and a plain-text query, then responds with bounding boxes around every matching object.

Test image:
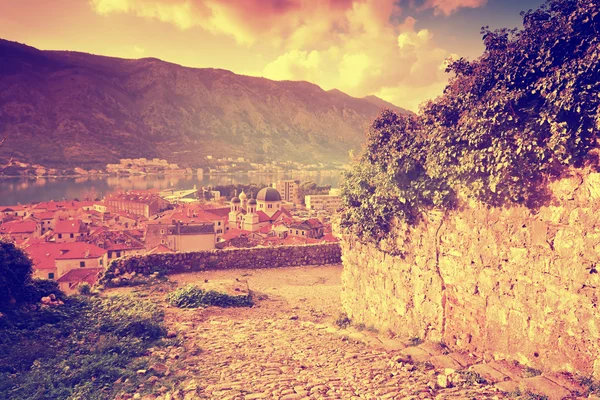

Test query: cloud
[420,0,488,16]
[90,0,482,110]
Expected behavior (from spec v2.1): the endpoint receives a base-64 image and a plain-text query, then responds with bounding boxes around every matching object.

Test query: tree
[0,239,34,308]
[341,0,600,247]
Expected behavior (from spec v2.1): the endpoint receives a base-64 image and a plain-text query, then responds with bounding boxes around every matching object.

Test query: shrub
[167,285,253,308]
[78,282,91,295]
[0,239,33,309]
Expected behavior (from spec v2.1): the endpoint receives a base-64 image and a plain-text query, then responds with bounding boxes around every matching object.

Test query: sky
[0,0,545,111]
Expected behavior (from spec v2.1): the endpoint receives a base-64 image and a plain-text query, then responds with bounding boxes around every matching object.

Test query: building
[52,219,88,243]
[54,242,108,277]
[287,219,325,239]
[274,180,300,204]
[106,192,169,218]
[228,188,291,232]
[1,205,29,217]
[146,218,216,252]
[86,229,146,261]
[0,220,41,241]
[305,194,343,212]
[56,268,103,294]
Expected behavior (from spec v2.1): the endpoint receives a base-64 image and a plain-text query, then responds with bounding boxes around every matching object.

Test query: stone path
[112,266,591,400]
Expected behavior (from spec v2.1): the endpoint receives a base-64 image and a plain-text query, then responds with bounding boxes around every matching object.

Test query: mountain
[0,39,409,169]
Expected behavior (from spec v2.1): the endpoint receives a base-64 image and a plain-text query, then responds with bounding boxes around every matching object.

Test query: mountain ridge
[0,39,409,168]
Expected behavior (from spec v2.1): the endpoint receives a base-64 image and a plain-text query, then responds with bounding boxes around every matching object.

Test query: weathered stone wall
[101,243,341,284]
[341,171,600,377]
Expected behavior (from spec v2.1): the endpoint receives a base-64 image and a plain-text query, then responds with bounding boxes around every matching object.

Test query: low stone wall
[101,243,341,284]
[341,171,600,378]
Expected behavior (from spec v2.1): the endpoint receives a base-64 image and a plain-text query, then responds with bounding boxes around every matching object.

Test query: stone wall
[341,171,600,378]
[101,243,341,284]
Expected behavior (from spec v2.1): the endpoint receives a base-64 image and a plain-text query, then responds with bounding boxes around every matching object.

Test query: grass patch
[0,294,165,399]
[167,285,253,308]
[408,337,424,346]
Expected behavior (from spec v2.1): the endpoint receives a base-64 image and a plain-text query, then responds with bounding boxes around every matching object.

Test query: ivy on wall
[340,0,600,247]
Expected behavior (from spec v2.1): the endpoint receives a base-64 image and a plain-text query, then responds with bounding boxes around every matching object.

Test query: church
[228,187,292,231]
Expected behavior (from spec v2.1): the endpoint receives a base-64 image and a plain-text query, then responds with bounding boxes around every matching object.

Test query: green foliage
[167,285,253,308]
[340,0,600,247]
[0,239,34,309]
[0,295,165,399]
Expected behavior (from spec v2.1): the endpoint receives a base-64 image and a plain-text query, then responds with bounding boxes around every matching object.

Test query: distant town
[0,180,343,293]
[1,156,347,178]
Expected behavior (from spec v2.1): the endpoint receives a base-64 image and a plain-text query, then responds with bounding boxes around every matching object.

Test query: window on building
[116,251,121,257]
[70,233,74,238]
[100,259,103,266]
[108,251,112,259]
[268,204,272,209]
[58,233,62,239]
[296,230,298,235]
[302,231,305,236]
[161,239,165,244]
[160,229,164,234]
[80,261,86,268]
[217,221,221,226]
[48,273,54,279]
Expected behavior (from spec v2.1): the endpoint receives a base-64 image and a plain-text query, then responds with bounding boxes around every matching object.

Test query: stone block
[520,376,572,400]
[429,355,463,370]
[470,364,509,384]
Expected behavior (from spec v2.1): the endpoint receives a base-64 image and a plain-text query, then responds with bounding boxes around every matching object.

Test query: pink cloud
[420,0,487,16]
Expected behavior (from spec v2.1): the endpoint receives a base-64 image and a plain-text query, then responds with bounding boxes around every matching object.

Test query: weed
[408,337,424,346]
[523,367,542,378]
[458,370,488,385]
[335,312,351,329]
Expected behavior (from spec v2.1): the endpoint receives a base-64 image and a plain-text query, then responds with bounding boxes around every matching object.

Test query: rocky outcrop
[341,171,600,378]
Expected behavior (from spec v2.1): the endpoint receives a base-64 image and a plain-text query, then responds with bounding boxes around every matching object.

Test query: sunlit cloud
[89,0,487,110]
[420,0,488,16]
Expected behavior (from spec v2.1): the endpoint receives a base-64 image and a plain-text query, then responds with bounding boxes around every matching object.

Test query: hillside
[0,39,408,169]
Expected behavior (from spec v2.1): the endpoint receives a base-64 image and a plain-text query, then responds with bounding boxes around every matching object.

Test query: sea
[0,171,342,206]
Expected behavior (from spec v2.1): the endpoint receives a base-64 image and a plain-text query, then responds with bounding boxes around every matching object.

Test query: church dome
[239,190,247,200]
[248,198,257,205]
[231,196,241,203]
[256,187,281,202]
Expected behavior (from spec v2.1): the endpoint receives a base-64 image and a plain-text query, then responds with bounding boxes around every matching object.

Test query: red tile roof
[31,211,56,220]
[54,219,85,234]
[146,244,174,254]
[56,268,103,284]
[221,228,252,241]
[321,233,340,243]
[55,242,106,260]
[24,242,62,270]
[0,220,37,234]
